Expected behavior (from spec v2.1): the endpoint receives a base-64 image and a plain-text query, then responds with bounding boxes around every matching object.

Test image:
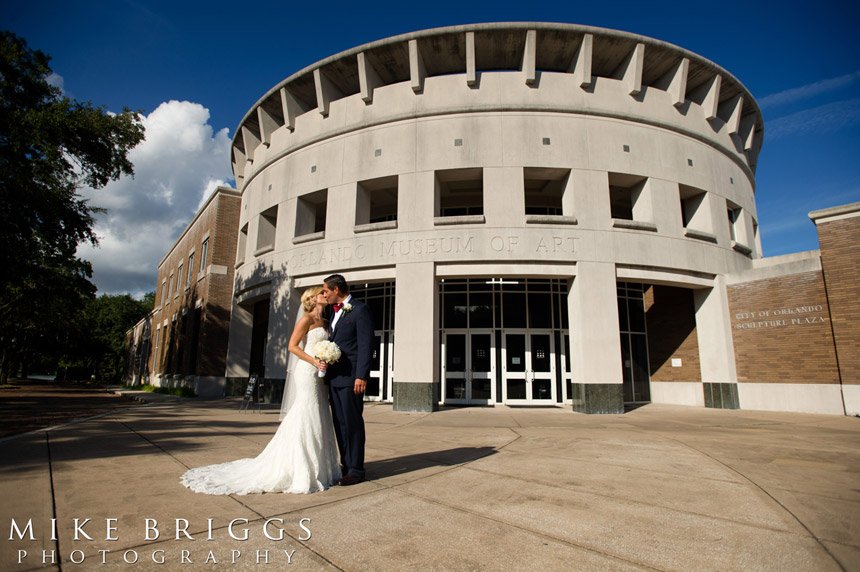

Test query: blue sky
[3,0,859,294]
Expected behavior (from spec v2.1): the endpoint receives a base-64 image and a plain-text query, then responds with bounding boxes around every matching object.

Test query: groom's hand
[354,378,367,395]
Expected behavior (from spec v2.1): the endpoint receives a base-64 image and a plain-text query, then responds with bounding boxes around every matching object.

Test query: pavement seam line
[387,479,659,570]
[223,496,345,571]
[114,418,346,571]
[0,404,144,444]
[44,432,62,572]
[460,463,808,538]
[660,434,848,572]
[71,511,346,572]
[376,429,660,571]
[501,441,746,485]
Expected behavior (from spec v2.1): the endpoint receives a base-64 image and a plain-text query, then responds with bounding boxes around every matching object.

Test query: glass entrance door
[502,330,556,405]
[366,331,394,402]
[442,331,495,404]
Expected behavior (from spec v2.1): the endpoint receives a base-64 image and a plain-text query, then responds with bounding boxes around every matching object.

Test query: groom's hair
[324,274,349,294]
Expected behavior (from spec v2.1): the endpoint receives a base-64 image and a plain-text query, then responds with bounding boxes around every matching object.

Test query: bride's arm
[288,315,327,370]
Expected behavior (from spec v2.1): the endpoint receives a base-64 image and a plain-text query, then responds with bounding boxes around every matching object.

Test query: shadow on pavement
[366,447,498,480]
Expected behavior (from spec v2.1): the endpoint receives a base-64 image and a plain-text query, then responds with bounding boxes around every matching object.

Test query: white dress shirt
[331,294,352,331]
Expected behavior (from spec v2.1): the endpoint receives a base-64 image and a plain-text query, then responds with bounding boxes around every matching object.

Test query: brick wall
[728,271,838,384]
[198,192,240,376]
[147,188,241,378]
[644,285,701,382]
[817,217,860,385]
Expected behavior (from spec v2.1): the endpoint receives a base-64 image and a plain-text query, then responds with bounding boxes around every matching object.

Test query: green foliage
[0,31,145,383]
[141,291,156,313]
[60,294,152,382]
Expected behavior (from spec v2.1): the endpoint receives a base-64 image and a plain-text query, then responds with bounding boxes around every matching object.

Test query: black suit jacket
[326,298,374,388]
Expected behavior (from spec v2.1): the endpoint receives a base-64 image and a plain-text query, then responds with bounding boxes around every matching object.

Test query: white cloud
[78,100,234,296]
[46,72,65,93]
[759,70,860,109]
[766,98,860,140]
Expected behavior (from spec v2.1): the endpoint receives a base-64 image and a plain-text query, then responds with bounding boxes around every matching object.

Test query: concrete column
[648,178,683,236]
[225,300,253,387]
[392,261,438,412]
[399,171,434,231]
[264,272,299,382]
[324,183,357,241]
[484,167,524,227]
[694,276,739,409]
[570,169,611,230]
[569,261,624,413]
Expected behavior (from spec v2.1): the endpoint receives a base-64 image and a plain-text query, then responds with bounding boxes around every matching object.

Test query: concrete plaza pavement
[1,396,859,571]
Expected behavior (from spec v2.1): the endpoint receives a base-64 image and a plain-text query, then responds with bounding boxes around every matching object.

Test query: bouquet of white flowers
[312,340,342,378]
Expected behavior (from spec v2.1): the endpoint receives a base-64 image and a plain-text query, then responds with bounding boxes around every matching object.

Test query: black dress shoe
[338,474,365,486]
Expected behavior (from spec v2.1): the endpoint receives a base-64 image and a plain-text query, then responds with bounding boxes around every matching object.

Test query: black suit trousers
[328,383,365,478]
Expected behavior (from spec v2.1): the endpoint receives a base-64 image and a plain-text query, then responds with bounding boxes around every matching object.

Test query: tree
[0,31,145,383]
[59,294,152,382]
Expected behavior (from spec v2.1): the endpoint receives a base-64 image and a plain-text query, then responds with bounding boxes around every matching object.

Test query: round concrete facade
[226,23,765,413]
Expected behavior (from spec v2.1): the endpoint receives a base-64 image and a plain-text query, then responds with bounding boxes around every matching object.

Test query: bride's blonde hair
[300,286,324,313]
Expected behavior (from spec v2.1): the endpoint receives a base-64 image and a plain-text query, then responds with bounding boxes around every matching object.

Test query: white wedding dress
[179,327,341,494]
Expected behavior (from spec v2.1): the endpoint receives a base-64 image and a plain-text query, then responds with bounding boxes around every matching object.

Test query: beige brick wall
[644,285,701,382]
[817,217,860,385]
[728,271,838,384]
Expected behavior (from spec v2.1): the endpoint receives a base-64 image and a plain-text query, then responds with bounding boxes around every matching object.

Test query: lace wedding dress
[179,327,341,494]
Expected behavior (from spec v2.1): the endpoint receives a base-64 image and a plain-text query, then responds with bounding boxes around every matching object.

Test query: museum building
[135,23,859,415]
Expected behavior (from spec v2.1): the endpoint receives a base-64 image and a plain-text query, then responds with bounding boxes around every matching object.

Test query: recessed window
[727,202,741,242]
[200,238,209,272]
[161,281,168,307]
[153,326,162,372]
[256,205,278,253]
[609,173,656,231]
[435,168,483,217]
[679,185,715,241]
[609,173,647,221]
[186,253,194,286]
[727,200,752,256]
[679,185,710,229]
[524,167,569,216]
[356,175,398,227]
[295,189,327,238]
[237,223,248,265]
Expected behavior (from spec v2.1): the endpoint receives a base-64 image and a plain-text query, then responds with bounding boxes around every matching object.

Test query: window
[524,167,570,216]
[295,189,327,240]
[609,173,645,220]
[200,238,209,272]
[609,172,655,231]
[435,168,484,219]
[168,273,174,298]
[174,267,181,296]
[256,205,278,253]
[678,184,715,240]
[161,281,168,307]
[153,327,161,370]
[726,200,752,255]
[186,253,194,286]
[355,175,398,228]
[727,202,741,241]
[237,223,248,265]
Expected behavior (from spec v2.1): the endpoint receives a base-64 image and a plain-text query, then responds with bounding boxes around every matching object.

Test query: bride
[179,286,342,494]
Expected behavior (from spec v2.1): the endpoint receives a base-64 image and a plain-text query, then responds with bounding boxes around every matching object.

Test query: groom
[321,274,374,486]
